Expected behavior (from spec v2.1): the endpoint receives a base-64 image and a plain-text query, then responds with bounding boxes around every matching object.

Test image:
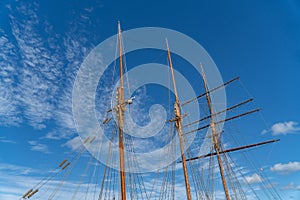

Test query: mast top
[118,20,121,33]
[166,38,179,103]
[117,21,124,89]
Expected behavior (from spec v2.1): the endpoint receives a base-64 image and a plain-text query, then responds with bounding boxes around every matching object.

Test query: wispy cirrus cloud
[0,163,35,175]
[28,141,50,154]
[61,136,83,151]
[8,3,62,130]
[0,30,22,127]
[281,182,300,191]
[0,1,101,140]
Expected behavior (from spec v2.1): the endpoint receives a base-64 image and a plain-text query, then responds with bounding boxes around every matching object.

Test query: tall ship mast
[116,21,127,200]
[20,22,282,200]
[166,39,192,200]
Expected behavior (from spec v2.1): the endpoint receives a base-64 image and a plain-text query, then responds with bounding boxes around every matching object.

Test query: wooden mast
[166,39,192,200]
[200,64,231,200]
[117,21,126,200]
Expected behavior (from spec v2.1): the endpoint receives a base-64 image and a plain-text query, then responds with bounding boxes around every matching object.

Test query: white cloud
[0,162,100,200]
[261,129,268,134]
[244,173,262,184]
[62,136,83,151]
[281,182,300,191]
[262,121,300,135]
[28,141,50,154]
[271,161,300,174]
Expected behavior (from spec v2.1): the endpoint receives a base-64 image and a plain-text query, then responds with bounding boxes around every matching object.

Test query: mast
[166,39,192,200]
[117,21,126,200]
[200,64,231,200]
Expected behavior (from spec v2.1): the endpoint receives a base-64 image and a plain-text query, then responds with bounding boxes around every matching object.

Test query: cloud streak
[0,136,16,144]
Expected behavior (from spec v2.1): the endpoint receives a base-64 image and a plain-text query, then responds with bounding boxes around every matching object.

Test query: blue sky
[1,0,300,199]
